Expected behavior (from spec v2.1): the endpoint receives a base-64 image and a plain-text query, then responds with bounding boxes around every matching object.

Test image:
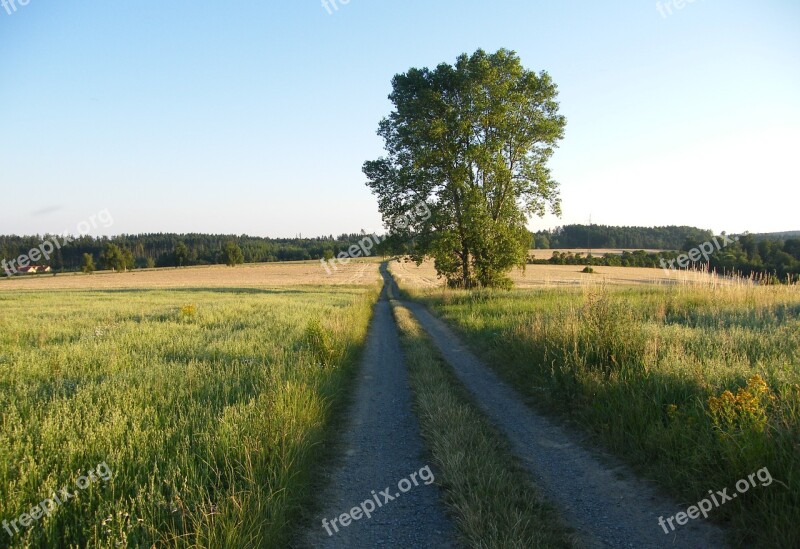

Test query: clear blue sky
[1,1,798,238]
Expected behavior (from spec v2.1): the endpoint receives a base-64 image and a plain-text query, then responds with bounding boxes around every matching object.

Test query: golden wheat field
[391,257,734,288]
[526,248,665,260]
[0,256,740,293]
[0,259,382,291]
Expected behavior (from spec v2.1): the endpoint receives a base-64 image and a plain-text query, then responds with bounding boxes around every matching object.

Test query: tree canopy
[364,48,566,288]
[100,243,134,272]
[80,253,96,274]
[223,241,244,267]
[174,241,190,267]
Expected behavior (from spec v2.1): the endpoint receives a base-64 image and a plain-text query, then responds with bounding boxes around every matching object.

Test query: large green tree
[364,48,566,288]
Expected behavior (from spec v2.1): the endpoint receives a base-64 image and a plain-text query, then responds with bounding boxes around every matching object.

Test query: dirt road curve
[301,279,457,548]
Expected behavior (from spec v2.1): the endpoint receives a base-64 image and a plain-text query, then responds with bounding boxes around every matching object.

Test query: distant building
[17,265,51,274]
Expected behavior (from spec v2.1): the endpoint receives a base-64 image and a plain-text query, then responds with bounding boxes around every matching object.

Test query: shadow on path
[301,265,457,548]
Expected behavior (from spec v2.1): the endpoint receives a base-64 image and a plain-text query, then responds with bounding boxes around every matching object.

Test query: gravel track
[301,276,457,548]
[397,285,730,549]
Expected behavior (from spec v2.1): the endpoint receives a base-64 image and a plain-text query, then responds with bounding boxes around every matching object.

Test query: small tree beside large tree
[101,243,134,272]
[174,241,190,267]
[223,241,244,267]
[81,253,96,274]
[364,48,566,288]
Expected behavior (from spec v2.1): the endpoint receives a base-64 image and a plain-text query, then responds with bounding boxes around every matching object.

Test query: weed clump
[303,318,336,367]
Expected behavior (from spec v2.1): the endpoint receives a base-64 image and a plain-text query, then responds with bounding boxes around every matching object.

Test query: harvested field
[0,259,381,291]
[527,248,665,260]
[391,258,733,288]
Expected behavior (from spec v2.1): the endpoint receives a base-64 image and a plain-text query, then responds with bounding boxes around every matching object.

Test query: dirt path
[397,283,729,548]
[381,265,727,549]
[301,278,457,548]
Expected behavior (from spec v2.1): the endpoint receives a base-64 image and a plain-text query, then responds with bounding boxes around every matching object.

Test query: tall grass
[411,282,800,548]
[0,286,377,548]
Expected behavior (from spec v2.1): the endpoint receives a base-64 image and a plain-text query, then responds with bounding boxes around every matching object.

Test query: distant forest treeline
[0,232,387,273]
[531,224,715,250]
[1,226,798,282]
[751,231,800,241]
[531,233,800,282]
[532,225,800,251]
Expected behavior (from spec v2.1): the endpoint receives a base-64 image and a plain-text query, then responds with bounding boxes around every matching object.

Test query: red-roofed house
[17,265,51,274]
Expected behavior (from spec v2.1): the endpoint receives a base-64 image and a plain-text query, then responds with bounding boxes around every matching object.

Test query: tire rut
[300,275,458,548]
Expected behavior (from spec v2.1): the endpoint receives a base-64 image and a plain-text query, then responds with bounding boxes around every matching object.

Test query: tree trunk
[462,244,470,288]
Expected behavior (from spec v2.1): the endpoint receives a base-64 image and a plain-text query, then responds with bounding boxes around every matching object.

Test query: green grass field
[0,286,377,548]
[406,282,800,548]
